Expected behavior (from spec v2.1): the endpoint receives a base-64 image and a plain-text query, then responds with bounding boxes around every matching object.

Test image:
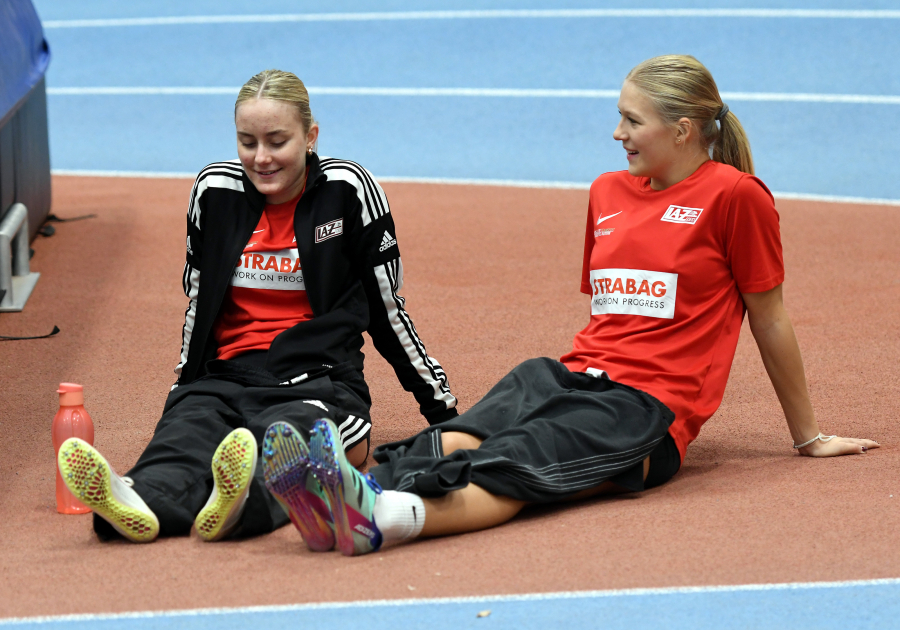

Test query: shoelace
[364,473,383,495]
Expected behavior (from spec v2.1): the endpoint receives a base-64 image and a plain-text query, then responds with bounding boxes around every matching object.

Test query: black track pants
[93,361,371,539]
[370,358,675,502]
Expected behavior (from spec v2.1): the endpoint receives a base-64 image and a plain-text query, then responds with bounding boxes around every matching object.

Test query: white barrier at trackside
[0,202,40,312]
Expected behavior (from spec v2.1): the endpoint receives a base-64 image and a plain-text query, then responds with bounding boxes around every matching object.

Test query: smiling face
[613,80,686,188]
[235,98,319,204]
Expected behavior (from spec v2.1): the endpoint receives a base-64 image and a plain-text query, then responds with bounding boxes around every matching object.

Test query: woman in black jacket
[57,69,457,543]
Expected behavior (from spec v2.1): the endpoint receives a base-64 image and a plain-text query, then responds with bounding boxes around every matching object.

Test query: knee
[346,440,368,468]
[441,431,483,455]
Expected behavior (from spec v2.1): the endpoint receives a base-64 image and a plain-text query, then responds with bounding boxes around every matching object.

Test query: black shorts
[645,432,681,489]
[371,357,677,503]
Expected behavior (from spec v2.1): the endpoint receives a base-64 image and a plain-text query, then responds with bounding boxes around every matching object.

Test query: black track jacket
[172,153,458,424]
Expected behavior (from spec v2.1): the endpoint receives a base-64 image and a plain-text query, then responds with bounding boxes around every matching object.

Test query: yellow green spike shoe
[194,428,257,542]
[57,438,159,543]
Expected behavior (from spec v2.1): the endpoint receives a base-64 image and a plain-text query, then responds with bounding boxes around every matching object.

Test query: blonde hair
[625,55,754,175]
[235,69,315,133]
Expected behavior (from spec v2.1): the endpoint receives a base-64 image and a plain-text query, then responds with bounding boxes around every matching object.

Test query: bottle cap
[57,383,84,406]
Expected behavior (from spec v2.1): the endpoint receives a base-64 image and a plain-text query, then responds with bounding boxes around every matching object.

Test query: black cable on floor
[45,213,98,223]
[0,325,60,340]
[39,213,98,237]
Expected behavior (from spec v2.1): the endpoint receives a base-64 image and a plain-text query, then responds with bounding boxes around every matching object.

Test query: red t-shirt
[214,194,314,360]
[559,160,784,461]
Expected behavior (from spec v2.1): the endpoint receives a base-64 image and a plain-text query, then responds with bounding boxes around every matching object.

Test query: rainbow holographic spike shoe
[262,422,335,552]
[57,438,159,543]
[194,428,257,542]
[309,418,382,556]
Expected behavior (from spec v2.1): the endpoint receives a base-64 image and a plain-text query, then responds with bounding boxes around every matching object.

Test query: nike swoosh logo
[596,212,622,225]
[412,506,417,523]
[253,229,265,234]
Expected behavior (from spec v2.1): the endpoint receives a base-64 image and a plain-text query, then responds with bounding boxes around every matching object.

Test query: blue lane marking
[4,580,900,630]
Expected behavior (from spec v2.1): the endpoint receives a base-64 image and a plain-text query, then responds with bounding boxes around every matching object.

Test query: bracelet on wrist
[793,433,837,449]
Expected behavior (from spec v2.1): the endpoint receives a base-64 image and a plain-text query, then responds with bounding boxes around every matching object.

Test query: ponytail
[626,55,754,175]
[713,111,754,175]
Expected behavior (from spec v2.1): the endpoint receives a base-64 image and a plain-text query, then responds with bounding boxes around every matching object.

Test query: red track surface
[1,176,897,618]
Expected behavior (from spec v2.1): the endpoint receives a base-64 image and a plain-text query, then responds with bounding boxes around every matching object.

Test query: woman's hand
[797,435,880,457]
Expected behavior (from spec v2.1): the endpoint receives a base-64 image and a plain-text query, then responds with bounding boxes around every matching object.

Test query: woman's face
[612,81,683,184]
[235,98,318,204]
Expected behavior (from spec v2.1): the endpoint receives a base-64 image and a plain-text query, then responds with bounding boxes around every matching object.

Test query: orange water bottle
[52,383,95,514]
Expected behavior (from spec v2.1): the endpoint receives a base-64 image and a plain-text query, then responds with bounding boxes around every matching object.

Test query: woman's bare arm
[742,284,879,457]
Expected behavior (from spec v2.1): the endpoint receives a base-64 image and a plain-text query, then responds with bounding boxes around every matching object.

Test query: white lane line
[3,577,900,625]
[376,176,588,190]
[52,169,196,178]
[45,86,900,105]
[49,170,900,207]
[721,91,900,104]
[770,192,900,206]
[48,87,237,95]
[41,9,900,28]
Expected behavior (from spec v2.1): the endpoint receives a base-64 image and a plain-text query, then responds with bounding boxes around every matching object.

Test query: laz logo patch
[315,219,344,243]
[661,205,703,224]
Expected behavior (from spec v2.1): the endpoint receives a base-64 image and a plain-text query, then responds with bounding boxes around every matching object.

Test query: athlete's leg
[324,359,674,553]
[287,421,658,554]
[346,441,369,468]
[419,445,651,537]
[440,431,483,454]
[419,483,525,536]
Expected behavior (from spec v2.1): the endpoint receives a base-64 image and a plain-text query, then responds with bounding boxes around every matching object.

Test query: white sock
[372,490,425,542]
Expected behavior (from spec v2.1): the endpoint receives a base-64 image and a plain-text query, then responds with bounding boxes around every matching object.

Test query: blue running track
[33,0,900,201]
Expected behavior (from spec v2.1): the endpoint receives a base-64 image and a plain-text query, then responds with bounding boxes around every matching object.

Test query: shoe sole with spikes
[262,422,335,552]
[57,438,159,543]
[194,428,257,542]
[309,418,382,556]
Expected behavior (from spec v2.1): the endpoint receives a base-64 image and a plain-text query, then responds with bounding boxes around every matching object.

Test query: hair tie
[716,103,729,121]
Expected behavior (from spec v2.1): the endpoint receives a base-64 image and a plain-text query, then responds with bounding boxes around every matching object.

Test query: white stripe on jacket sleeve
[173,266,201,387]
[373,258,456,408]
[174,162,243,388]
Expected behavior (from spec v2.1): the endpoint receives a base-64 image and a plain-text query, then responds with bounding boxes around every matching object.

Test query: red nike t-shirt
[559,160,784,461]
[214,194,314,360]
